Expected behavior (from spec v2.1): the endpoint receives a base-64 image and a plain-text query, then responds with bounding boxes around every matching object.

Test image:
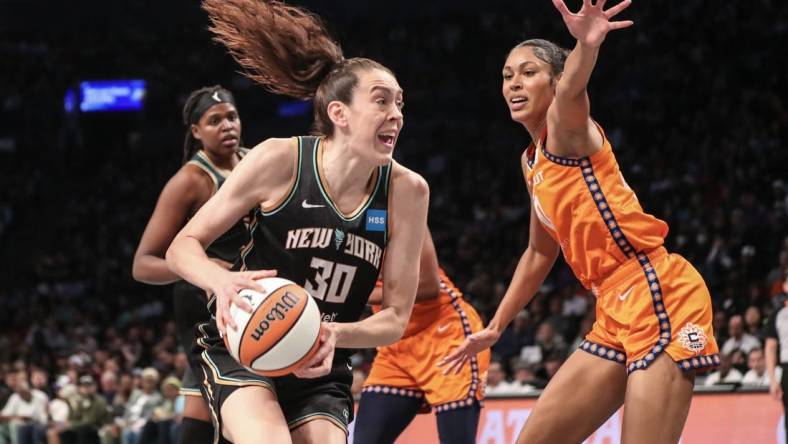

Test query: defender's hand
[552,0,634,48]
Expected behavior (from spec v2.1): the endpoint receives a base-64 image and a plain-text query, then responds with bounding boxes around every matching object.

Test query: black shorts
[193,319,354,443]
[173,281,211,395]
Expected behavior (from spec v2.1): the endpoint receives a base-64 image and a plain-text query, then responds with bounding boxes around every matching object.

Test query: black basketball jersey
[187,148,250,263]
[239,136,391,326]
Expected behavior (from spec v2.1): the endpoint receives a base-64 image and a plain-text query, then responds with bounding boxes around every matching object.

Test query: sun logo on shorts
[677,323,706,353]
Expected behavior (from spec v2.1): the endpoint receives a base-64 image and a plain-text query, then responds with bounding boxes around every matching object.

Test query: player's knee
[220,387,288,443]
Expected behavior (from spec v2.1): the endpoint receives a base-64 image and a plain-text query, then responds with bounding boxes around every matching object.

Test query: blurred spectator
[100,368,162,444]
[50,375,108,444]
[712,310,729,348]
[0,372,18,412]
[484,361,517,395]
[138,377,180,444]
[533,322,567,361]
[0,379,49,444]
[510,360,540,393]
[744,306,765,341]
[729,349,748,375]
[98,372,118,407]
[704,354,743,386]
[741,348,778,387]
[119,368,162,444]
[29,370,51,400]
[493,310,534,370]
[48,384,77,428]
[721,315,761,355]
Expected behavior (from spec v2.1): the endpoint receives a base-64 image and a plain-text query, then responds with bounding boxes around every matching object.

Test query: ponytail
[202,0,394,137]
[202,0,342,98]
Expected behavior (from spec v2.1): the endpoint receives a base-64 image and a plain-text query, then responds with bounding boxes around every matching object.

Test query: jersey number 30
[305,257,357,303]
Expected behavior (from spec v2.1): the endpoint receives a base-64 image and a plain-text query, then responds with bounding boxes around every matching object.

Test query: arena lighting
[78,79,146,112]
[276,99,311,118]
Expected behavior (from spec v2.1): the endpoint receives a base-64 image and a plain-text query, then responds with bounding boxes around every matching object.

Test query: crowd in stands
[0,0,786,441]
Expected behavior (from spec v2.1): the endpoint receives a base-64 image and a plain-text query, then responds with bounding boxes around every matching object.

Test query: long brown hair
[202,0,394,137]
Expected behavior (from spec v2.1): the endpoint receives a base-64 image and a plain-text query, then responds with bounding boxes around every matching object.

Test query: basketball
[224,277,322,376]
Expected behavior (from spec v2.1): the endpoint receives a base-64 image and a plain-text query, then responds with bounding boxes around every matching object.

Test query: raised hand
[552,0,633,48]
[438,327,500,375]
[213,269,277,335]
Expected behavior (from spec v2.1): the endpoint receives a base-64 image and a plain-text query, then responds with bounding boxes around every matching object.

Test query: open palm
[552,0,633,48]
[439,327,500,375]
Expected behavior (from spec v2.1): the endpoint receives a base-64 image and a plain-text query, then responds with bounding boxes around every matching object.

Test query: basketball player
[441,1,719,443]
[132,85,247,444]
[354,229,490,444]
[164,1,429,444]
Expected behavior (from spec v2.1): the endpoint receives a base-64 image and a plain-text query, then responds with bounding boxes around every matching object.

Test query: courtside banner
[350,392,783,443]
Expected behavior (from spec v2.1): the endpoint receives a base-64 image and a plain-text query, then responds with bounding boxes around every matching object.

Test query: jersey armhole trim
[540,120,609,167]
[187,157,220,194]
[261,137,303,216]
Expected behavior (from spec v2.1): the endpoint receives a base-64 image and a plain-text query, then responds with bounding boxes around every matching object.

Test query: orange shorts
[363,287,490,413]
[582,247,720,373]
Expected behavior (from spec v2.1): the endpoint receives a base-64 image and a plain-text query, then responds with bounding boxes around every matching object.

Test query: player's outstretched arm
[336,165,429,348]
[166,138,295,333]
[440,203,559,374]
[548,0,633,157]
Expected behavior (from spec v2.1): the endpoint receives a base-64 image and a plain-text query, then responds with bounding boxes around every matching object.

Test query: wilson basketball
[224,277,322,376]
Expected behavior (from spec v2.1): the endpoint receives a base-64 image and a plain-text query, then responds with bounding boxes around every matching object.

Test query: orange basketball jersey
[523,124,669,289]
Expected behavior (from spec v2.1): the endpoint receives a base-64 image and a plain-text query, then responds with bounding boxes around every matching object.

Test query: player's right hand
[438,327,500,375]
[294,323,337,379]
[770,380,783,401]
[212,269,276,335]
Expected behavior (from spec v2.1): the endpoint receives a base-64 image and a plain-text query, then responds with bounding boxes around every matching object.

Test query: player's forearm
[132,254,180,285]
[488,247,557,335]
[166,236,225,292]
[333,306,409,348]
[557,41,600,100]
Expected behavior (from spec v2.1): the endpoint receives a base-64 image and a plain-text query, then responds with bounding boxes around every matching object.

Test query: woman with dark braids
[133,85,248,444]
[165,1,428,443]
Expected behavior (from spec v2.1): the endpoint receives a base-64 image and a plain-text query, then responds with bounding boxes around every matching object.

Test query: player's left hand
[293,322,336,379]
[438,327,500,375]
[552,0,634,48]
